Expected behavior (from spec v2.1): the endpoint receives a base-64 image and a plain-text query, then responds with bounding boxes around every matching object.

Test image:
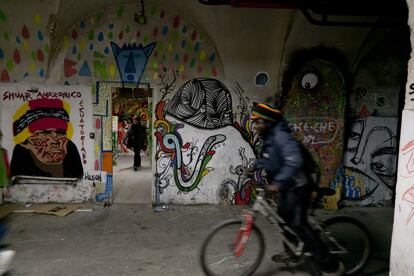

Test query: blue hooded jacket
[253,119,308,190]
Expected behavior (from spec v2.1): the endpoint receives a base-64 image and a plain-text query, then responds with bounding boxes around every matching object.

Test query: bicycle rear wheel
[199,218,265,276]
[323,216,371,275]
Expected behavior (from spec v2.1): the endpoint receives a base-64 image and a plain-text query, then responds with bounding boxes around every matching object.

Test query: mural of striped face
[23,128,68,164]
[110,41,156,83]
[10,98,84,178]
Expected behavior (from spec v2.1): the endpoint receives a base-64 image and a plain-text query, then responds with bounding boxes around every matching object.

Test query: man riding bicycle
[249,102,344,276]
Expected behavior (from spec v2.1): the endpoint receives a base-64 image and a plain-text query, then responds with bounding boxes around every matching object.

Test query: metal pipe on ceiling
[198,0,407,27]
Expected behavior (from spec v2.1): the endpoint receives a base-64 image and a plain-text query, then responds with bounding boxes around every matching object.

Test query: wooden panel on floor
[33,203,94,216]
[0,203,94,218]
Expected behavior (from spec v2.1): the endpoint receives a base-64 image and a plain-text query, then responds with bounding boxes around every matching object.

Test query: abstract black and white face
[344,116,398,202]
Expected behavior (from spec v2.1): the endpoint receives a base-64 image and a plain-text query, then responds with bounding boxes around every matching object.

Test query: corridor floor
[112,153,152,204]
[1,204,392,275]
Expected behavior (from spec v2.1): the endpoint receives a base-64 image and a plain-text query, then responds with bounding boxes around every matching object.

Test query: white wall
[390,0,414,274]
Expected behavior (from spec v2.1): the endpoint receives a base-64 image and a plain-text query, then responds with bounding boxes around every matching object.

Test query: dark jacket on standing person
[127,122,146,150]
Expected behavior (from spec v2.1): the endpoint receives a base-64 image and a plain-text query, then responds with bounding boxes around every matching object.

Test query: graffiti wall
[0,1,230,203]
[350,30,409,117]
[330,117,398,205]
[50,4,223,85]
[391,107,414,274]
[154,78,258,204]
[47,4,224,203]
[0,1,52,83]
[281,47,346,188]
[0,84,95,202]
[329,30,408,206]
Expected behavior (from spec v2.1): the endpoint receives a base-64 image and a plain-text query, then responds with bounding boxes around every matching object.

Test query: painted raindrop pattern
[0,5,220,83]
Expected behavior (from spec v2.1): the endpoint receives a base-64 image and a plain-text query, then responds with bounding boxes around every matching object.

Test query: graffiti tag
[84,171,104,182]
[403,184,414,224]
[2,91,82,101]
[79,100,87,164]
[409,83,414,101]
[288,117,339,145]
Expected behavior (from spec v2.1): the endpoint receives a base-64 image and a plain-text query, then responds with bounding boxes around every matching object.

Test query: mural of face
[344,117,397,201]
[9,98,84,179]
[22,128,68,164]
[282,49,346,187]
[110,42,156,83]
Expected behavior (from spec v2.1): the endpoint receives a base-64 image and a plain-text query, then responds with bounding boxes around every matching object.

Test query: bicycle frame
[240,188,347,258]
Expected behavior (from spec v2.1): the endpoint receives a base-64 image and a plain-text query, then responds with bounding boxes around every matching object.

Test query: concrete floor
[112,153,152,204]
[1,204,393,276]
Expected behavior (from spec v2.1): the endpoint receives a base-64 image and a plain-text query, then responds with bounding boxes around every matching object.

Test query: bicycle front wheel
[323,216,371,275]
[199,218,265,276]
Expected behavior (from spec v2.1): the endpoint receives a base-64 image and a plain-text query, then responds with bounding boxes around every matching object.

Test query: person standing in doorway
[126,115,146,171]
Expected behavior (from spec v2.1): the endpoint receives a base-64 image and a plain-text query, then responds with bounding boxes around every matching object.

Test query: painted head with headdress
[12,98,73,164]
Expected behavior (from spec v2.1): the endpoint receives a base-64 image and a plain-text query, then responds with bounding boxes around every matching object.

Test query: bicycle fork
[233,211,254,257]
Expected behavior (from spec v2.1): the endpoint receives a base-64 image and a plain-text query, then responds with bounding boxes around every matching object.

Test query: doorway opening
[112,85,153,203]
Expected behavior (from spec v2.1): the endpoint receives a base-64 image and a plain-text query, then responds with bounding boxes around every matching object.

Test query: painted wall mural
[0,2,224,203]
[281,47,346,188]
[155,102,226,193]
[328,31,406,206]
[154,78,257,204]
[330,117,398,205]
[350,30,409,117]
[218,148,257,205]
[0,2,52,82]
[110,41,156,83]
[0,84,95,202]
[93,82,112,172]
[394,107,414,225]
[50,4,223,203]
[10,97,84,178]
[53,3,223,85]
[166,78,233,129]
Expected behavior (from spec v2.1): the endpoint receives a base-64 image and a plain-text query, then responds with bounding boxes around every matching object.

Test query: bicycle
[199,186,371,276]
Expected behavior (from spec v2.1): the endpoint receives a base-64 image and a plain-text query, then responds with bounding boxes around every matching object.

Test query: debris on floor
[0,203,94,218]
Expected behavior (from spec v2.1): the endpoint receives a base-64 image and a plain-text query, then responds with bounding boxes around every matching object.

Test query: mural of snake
[155,131,226,193]
[155,100,226,193]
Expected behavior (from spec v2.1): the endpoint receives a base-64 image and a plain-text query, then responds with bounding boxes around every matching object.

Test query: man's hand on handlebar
[265,182,279,192]
[246,167,255,178]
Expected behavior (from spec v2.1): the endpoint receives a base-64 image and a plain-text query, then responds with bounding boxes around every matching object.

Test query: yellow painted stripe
[67,123,73,139]
[12,102,30,121]
[63,101,71,114]
[13,127,31,144]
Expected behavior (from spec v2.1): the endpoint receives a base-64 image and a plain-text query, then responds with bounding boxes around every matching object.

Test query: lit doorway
[111,84,153,203]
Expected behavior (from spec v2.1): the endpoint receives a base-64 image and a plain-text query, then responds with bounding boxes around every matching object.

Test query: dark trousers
[133,148,141,168]
[278,186,338,272]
